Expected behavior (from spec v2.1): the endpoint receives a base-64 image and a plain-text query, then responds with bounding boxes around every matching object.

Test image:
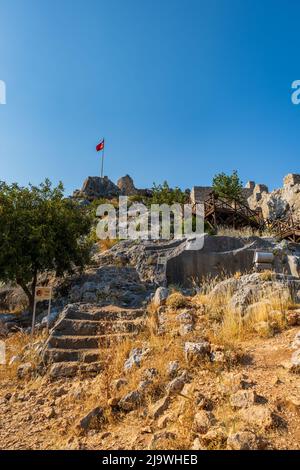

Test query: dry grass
[166,292,190,309]
[0,330,46,381]
[212,290,291,346]
[216,226,273,238]
[98,239,119,252]
[259,270,274,281]
[191,271,245,296]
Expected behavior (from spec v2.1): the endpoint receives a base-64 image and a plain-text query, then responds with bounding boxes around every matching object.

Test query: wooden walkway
[192,192,299,243]
[193,192,264,231]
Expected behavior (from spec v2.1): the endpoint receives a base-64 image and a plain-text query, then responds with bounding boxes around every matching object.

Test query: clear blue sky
[0,0,299,195]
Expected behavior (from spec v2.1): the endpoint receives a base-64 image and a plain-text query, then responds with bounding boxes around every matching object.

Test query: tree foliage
[0,179,93,312]
[212,170,243,201]
[151,181,189,205]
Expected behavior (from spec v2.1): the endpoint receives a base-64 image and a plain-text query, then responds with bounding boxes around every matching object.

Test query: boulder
[193,410,216,434]
[153,287,169,308]
[17,362,33,380]
[200,427,227,447]
[117,175,137,196]
[142,368,158,380]
[210,273,292,315]
[150,395,170,419]
[230,390,257,409]
[291,331,300,350]
[112,378,128,391]
[290,349,300,373]
[166,375,186,396]
[151,431,176,447]
[239,405,275,430]
[287,256,300,278]
[219,372,251,395]
[179,324,194,336]
[184,341,211,363]
[124,347,150,372]
[138,379,153,391]
[79,406,105,431]
[227,431,262,450]
[191,437,205,450]
[119,390,142,412]
[43,406,56,420]
[176,311,194,324]
[287,311,300,327]
[285,394,300,412]
[167,360,180,378]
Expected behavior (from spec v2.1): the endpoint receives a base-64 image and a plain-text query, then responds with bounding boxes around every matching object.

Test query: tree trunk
[16,268,38,315]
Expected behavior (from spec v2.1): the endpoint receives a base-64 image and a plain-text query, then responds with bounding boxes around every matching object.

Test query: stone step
[43,304,148,375]
[53,317,144,336]
[44,348,102,364]
[49,361,103,379]
[48,332,134,350]
[63,306,145,322]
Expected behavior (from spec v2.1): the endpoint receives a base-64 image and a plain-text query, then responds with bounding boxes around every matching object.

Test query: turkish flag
[96,139,105,152]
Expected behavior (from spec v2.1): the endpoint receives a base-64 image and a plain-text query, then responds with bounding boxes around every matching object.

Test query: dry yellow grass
[0,330,46,381]
[259,270,274,281]
[216,226,273,238]
[212,289,291,346]
[166,292,189,309]
[98,239,119,252]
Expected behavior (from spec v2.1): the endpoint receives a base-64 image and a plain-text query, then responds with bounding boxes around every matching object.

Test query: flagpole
[101,137,105,178]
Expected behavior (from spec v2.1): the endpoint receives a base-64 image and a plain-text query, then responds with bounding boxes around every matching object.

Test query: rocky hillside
[0,257,300,450]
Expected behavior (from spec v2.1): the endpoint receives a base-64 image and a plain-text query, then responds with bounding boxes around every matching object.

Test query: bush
[212,171,243,201]
[150,181,189,206]
[166,292,189,309]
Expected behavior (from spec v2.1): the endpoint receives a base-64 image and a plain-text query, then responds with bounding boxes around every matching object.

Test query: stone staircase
[43,303,146,378]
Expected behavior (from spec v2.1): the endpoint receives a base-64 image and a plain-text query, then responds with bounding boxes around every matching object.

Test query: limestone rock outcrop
[73,176,120,200]
[248,173,300,220]
[117,175,137,196]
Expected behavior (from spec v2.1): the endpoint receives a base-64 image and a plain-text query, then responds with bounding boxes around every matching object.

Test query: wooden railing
[193,192,299,241]
[267,213,300,241]
[201,192,264,228]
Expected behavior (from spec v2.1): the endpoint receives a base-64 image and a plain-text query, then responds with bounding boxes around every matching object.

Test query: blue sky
[0,0,299,195]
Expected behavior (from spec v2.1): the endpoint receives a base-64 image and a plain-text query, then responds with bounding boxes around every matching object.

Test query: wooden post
[212,193,217,228]
[31,297,37,337]
[47,289,52,332]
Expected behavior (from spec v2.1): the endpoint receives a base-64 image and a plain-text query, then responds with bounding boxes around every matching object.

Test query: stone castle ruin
[73,174,152,200]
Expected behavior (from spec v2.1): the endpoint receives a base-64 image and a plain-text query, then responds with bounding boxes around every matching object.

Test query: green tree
[212,170,243,201]
[0,179,93,312]
[151,181,188,205]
